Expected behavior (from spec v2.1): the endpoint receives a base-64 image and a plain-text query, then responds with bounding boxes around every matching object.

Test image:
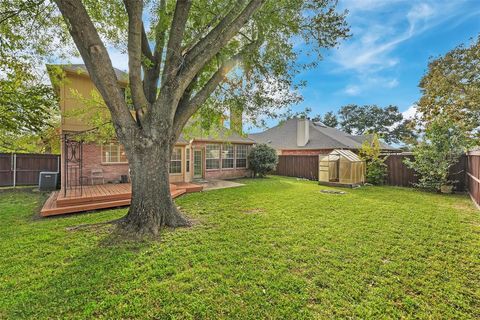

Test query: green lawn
[1,177,479,319]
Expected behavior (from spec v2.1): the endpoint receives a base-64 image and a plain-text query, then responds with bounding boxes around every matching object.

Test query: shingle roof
[180,127,254,144]
[47,64,128,83]
[248,118,397,151]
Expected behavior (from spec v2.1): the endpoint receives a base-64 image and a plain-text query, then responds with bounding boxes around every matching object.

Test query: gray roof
[47,64,128,83]
[249,118,397,151]
[348,133,396,151]
[181,127,254,144]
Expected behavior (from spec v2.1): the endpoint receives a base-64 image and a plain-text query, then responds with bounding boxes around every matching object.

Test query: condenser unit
[39,172,59,191]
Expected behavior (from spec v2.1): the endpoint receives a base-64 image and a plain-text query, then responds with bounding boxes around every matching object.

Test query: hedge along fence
[384,154,467,191]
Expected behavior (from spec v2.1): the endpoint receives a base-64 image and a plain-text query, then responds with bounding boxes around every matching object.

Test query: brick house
[48,64,253,191]
[249,118,397,156]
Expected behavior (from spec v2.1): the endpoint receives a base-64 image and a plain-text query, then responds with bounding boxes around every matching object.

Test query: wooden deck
[40,182,203,217]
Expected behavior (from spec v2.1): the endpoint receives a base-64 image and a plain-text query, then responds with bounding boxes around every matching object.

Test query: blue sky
[67,0,479,131]
[291,0,480,121]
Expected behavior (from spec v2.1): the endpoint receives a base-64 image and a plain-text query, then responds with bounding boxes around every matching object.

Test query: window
[235,145,248,168]
[206,144,220,170]
[222,144,234,169]
[170,148,182,174]
[186,148,190,173]
[102,143,128,163]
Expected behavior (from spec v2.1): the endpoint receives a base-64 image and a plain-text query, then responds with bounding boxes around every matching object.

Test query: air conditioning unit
[39,172,59,191]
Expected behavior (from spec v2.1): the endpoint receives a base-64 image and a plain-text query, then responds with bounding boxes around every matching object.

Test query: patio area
[40,182,203,217]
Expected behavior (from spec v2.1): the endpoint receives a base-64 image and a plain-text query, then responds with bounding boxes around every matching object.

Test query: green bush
[247,144,278,178]
[359,133,386,185]
[404,118,468,191]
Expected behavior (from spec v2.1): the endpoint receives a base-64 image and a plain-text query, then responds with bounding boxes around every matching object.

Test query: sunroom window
[206,144,220,170]
[170,148,182,174]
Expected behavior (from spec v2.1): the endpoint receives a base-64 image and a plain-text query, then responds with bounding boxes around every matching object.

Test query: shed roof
[331,149,362,162]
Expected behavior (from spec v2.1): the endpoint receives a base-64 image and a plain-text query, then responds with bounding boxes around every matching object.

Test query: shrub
[248,144,278,178]
[404,118,468,191]
[359,133,387,185]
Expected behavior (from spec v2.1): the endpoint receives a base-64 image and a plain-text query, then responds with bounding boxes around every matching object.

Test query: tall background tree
[337,104,415,144]
[2,0,349,235]
[416,35,480,143]
[0,1,61,153]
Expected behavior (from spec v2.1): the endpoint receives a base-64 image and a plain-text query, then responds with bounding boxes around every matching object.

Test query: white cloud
[402,104,417,120]
[333,1,467,74]
[385,78,399,88]
[341,76,398,96]
[344,85,361,96]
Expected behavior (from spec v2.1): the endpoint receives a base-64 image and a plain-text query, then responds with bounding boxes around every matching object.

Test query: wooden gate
[467,151,480,208]
[274,155,319,180]
[0,153,60,187]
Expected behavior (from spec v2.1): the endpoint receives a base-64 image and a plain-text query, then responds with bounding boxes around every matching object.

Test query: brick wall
[191,141,253,179]
[82,143,129,184]
[205,168,251,179]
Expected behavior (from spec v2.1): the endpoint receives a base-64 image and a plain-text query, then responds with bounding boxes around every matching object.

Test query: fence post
[13,153,17,187]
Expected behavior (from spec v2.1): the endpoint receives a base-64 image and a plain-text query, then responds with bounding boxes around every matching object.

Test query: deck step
[41,199,132,217]
[40,183,200,217]
[171,188,187,198]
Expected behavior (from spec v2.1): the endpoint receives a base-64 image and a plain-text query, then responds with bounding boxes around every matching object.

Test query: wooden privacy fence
[274,155,318,180]
[384,154,467,191]
[0,153,60,187]
[467,151,480,208]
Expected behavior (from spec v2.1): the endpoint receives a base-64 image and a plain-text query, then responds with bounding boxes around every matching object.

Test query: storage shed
[318,149,365,187]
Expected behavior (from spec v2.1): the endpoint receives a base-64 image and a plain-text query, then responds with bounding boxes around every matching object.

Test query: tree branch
[123,0,149,125]
[161,0,192,86]
[54,0,137,140]
[141,24,153,61]
[142,0,166,104]
[176,0,264,95]
[173,54,240,137]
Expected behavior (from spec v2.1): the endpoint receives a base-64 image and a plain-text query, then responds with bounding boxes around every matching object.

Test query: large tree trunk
[120,141,190,236]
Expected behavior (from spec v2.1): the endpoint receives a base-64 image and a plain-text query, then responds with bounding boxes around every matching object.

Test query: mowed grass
[0,177,479,319]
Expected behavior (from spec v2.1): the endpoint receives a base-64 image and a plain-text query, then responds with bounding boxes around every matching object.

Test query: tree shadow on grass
[5,223,163,318]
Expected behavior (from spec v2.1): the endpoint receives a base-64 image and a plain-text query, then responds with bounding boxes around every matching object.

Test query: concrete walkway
[200,179,245,191]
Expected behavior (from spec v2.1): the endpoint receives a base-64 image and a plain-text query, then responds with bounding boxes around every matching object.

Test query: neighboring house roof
[181,127,254,144]
[348,133,397,151]
[248,118,397,151]
[47,64,129,84]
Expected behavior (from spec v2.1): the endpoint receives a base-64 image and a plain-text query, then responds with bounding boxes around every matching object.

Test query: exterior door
[193,150,203,178]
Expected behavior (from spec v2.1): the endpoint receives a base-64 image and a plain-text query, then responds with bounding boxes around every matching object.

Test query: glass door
[193,149,203,178]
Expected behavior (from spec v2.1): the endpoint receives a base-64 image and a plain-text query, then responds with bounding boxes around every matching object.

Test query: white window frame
[101,143,128,164]
[185,147,190,173]
[170,147,182,175]
[235,144,248,169]
[222,144,234,169]
[206,144,221,170]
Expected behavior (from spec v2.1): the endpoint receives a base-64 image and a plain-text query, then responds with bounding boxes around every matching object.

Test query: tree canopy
[416,36,480,143]
[337,104,415,145]
[1,0,351,234]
